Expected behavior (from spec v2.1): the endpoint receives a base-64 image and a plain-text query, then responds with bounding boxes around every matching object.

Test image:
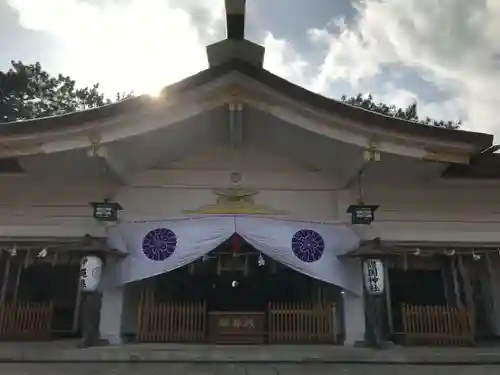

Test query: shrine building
[0,0,500,347]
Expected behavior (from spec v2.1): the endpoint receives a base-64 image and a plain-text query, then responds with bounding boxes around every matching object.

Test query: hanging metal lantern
[347,204,379,225]
[362,258,385,295]
[90,199,123,222]
[80,256,103,292]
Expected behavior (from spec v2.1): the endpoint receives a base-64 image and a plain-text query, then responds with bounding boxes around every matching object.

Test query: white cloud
[307,0,500,137]
[262,32,310,89]
[6,0,313,101]
[7,0,225,96]
[378,84,418,110]
[8,0,500,139]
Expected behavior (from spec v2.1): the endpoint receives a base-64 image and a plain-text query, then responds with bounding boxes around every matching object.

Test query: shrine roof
[443,151,500,178]
[0,59,493,151]
[339,238,500,259]
[0,235,126,256]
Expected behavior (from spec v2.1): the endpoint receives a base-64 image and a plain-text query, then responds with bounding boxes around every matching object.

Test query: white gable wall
[118,145,341,222]
[0,145,498,243]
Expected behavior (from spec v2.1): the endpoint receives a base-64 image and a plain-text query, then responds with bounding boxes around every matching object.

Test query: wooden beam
[384,262,393,334]
[12,262,22,302]
[457,256,476,338]
[0,255,11,304]
[73,270,83,333]
[451,257,463,309]
[228,102,244,148]
[225,0,246,39]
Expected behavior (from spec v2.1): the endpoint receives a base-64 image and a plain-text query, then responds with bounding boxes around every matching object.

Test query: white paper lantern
[363,258,385,295]
[80,256,103,292]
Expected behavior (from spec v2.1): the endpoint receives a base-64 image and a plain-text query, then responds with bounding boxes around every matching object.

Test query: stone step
[0,343,500,364]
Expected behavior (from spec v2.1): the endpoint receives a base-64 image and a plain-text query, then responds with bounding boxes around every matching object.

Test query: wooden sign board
[208,311,265,344]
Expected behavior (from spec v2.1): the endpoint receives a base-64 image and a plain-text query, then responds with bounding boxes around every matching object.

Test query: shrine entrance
[135,235,340,344]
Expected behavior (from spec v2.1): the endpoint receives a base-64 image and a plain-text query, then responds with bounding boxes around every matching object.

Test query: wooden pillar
[72,268,82,332]
[12,262,23,302]
[80,291,102,347]
[441,258,451,306]
[451,257,463,309]
[384,261,393,334]
[362,258,387,348]
[483,253,497,335]
[0,255,11,304]
[364,293,385,347]
[457,255,476,338]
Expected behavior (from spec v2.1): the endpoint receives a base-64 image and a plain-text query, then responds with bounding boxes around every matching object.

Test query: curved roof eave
[0,59,493,151]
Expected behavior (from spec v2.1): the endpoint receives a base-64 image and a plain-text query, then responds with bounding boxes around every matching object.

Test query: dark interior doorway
[9,263,80,334]
[150,235,327,312]
[389,268,446,334]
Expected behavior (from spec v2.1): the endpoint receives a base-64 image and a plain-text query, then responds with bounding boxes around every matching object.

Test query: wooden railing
[0,301,54,340]
[268,302,336,343]
[402,304,474,346]
[137,300,207,342]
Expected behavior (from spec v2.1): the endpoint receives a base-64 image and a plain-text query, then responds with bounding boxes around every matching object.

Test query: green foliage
[0,61,133,122]
[340,93,460,129]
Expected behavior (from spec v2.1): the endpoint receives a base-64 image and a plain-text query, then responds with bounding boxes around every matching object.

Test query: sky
[1,0,500,138]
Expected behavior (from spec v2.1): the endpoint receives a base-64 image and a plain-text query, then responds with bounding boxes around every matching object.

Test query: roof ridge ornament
[226,0,246,39]
[206,0,265,68]
[183,187,287,215]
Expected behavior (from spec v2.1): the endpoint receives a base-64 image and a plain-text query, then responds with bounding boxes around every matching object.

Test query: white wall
[362,186,500,242]
[1,145,500,243]
[0,176,106,237]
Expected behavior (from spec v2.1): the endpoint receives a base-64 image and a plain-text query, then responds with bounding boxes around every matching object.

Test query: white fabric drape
[104,216,361,295]
[105,216,234,285]
[235,216,362,295]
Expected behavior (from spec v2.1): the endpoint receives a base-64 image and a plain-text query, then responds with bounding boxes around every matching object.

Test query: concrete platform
[1,363,499,375]
[0,342,500,364]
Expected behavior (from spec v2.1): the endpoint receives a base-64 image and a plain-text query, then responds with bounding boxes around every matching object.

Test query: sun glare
[144,85,163,98]
[11,0,212,99]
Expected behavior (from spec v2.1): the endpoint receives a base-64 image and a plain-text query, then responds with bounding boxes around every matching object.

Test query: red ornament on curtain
[232,234,240,252]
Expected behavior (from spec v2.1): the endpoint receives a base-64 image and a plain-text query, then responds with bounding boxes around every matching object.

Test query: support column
[343,291,365,345]
[99,286,124,345]
[486,256,500,336]
[342,259,365,346]
[80,291,102,347]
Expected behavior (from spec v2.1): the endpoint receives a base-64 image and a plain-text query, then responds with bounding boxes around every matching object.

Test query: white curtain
[235,216,362,295]
[104,216,361,295]
[105,216,234,285]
